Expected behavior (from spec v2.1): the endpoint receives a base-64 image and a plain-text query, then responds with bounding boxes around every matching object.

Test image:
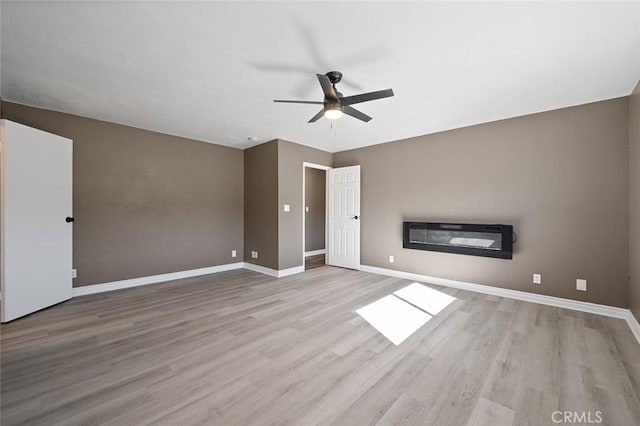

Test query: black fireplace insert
[403,222,514,259]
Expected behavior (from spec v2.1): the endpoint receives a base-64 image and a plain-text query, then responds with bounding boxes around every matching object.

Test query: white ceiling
[1,1,639,152]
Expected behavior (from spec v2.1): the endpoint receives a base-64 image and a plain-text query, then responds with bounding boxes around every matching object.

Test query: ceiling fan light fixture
[324,106,343,120]
[273,71,393,123]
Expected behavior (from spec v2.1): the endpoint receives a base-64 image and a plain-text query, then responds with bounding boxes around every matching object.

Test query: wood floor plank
[2,267,639,425]
[467,397,514,426]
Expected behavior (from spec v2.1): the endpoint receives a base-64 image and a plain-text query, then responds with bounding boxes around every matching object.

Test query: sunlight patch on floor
[356,283,456,345]
[394,282,457,316]
[356,294,431,345]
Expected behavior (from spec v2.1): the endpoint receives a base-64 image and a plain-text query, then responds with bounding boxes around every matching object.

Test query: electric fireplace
[403,222,513,259]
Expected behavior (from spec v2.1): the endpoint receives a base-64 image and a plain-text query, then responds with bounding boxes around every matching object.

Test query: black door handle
[352,215,359,220]
[66,217,75,223]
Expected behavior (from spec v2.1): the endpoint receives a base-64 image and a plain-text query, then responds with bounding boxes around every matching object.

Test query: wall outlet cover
[72,269,77,279]
[389,255,394,263]
[231,250,237,258]
[533,273,541,284]
[284,204,290,212]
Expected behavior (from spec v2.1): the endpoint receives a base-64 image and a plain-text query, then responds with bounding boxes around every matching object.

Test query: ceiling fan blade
[342,106,372,123]
[274,100,324,104]
[316,74,338,100]
[308,109,325,123]
[340,89,394,106]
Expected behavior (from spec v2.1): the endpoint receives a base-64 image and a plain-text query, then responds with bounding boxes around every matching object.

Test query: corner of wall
[629,79,640,322]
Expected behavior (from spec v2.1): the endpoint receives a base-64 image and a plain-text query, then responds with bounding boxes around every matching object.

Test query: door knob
[352,215,359,220]
[65,217,75,223]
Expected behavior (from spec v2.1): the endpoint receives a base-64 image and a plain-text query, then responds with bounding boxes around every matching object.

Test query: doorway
[303,163,329,270]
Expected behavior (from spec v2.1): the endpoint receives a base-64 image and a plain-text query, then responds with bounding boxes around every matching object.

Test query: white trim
[72,262,244,297]
[242,262,279,277]
[360,265,629,319]
[305,249,326,257]
[303,162,332,171]
[73,262,307,297]
[626,311,640,343]
[243,262,304,278]
[277,265,305,277]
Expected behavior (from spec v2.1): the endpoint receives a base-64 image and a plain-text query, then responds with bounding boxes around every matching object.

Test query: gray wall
[334,98,629,308]
[305,167,326,252]
[630,82,640,320]
[277,140,332,270]
[2,101,244,287]
[243,140,279,270]
[3,97,634,309]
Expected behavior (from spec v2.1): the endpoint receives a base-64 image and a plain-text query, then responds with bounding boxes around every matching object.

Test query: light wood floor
[2,266,639,425]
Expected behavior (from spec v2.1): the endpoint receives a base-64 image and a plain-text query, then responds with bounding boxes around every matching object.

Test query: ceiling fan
[274,71,394,123]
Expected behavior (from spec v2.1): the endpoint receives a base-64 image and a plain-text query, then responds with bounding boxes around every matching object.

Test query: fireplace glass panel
[409,229,502,250]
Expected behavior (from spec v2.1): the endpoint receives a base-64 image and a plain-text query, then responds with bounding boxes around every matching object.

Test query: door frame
[302,162,331,268]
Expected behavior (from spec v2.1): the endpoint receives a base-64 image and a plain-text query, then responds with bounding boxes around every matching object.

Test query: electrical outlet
[251,251,258,259]
[284,204,290,212]
[576,279,587,291]
[72,269,77,279]
[305,206,309,212]
[231,250,237,258]
[389,255,394,263]
[533,273,541,284]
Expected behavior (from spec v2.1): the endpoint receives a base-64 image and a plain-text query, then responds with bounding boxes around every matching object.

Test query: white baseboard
[72,262,245,297]
[278,265,305,277]
[242,262,279,277]
[626,311,640,343]
[73,262,306,297]
[360,265,629,319]
[305,249,326,257]
[243,262,304,278]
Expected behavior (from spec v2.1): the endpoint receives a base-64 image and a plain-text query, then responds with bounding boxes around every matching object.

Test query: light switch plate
[305,206,309,212]
[576,279,587,291]
[284,204,290,212]
[72,269,77,279]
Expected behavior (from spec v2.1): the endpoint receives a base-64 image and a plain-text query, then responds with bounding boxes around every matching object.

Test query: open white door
[1,120,73,322]
[327,165,360,270]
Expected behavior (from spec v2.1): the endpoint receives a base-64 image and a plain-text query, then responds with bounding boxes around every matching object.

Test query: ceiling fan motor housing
[325,71,343,85]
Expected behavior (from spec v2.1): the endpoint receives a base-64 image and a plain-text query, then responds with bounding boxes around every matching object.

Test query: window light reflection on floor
[394,282,457,316]
[356,283,456,346]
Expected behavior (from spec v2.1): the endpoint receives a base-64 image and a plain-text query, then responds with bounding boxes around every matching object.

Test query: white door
[327,165,361,270]
[1,120,73,322]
